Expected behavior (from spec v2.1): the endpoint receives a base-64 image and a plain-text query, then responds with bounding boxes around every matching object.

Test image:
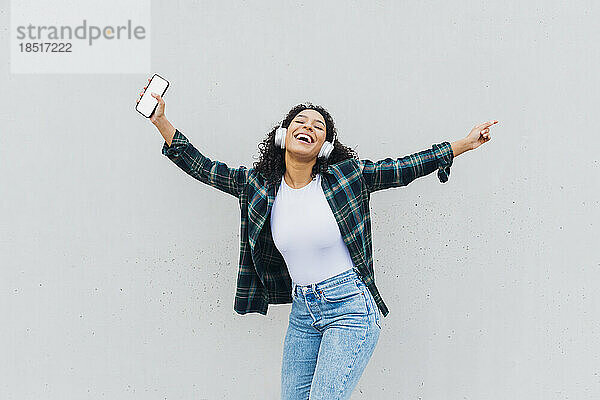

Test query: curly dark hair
[252,102,359,186]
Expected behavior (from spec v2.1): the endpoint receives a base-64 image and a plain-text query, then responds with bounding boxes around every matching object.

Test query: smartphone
[136,73,169,118]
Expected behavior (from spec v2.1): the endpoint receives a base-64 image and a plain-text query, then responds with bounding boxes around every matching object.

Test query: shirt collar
[267,165,334,189]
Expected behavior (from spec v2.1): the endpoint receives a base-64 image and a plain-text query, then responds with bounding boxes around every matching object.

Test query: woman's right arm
[153,115,176,147]
[136,82,248,199]
[158,122,249,199]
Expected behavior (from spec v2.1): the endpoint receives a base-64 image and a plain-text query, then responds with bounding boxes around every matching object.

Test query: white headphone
[274,119,334,160]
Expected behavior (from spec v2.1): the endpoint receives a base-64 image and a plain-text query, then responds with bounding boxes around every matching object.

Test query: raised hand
[465,120,498,150]
[136,77,166,123]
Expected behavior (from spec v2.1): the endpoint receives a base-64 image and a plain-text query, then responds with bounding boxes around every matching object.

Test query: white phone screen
[136,74,169,118]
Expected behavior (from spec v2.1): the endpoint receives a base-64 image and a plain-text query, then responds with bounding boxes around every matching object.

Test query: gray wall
[2,0,599,398]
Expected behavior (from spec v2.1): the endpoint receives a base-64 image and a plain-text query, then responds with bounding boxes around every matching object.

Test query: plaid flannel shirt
[162,128,454,318]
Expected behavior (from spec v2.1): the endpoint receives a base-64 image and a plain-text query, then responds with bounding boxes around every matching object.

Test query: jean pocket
[357,281,382,330]
[372,301,382,330]
[320,280,363,303]
[370,294,382,330]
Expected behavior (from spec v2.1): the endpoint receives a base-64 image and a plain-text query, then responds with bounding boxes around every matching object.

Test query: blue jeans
[280,268,381,400]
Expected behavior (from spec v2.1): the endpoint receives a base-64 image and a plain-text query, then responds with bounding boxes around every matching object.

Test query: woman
[137,79,497,399]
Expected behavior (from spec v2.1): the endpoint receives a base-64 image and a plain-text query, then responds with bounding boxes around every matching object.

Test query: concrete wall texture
[1,0,599,398]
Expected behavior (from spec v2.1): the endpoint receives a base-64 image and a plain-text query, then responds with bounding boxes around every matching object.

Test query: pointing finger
[475,120,498,130]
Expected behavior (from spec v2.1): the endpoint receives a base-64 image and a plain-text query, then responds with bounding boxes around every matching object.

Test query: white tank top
[270,172,355,286]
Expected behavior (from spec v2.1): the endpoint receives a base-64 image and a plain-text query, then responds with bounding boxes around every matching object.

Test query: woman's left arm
[452,120,498,157]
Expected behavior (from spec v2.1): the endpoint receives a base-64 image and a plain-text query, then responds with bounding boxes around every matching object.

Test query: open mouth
[295,133,314,144]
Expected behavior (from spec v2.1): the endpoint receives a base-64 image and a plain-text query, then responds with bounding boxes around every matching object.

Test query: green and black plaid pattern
[162,129,454,318]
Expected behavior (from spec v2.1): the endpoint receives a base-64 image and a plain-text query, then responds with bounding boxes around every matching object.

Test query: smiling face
[285,109,327,159]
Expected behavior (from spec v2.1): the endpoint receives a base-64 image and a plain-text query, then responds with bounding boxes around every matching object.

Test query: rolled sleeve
[161,129,189,159]
[358,140,455,193]
[431,141,454,183]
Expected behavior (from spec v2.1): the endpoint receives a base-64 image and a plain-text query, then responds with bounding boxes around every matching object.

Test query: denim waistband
[292,267,361,297]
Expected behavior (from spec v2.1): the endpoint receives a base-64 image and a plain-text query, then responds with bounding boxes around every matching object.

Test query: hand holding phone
[136,74,169,121]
